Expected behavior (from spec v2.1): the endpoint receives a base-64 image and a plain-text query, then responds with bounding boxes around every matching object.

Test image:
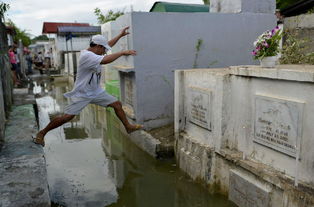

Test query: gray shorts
[64,91,117,115]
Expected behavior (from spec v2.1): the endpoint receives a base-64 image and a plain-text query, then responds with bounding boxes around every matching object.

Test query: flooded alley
[2,1,314,207]
[33,75,236,207]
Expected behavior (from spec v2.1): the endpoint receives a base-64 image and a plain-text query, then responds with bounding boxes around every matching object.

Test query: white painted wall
[56,36,90,52]
[210,0,242,13]
[175,65,314,186]
[101,22,121,84]
[284,13,314,29]
[64,52,80,77]
[54,36,90,70]
[210,0,276,14]
[103,12,276,130]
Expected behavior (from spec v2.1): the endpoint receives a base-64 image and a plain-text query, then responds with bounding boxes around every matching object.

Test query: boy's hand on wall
[123,50,136,56]
[120,26,130,37]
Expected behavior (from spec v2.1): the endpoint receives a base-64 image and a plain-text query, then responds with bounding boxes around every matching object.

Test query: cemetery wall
[0,18,13,150]
[175,65,314,207]
[284,13,314,55]
[210,0,276,14]
[103,12,276,130]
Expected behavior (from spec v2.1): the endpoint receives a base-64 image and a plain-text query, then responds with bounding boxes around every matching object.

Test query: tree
[32,35,49,43]
[6,19,32,46]
[0,2,10,21]
[94,8,124,24]
[0,2,9,16]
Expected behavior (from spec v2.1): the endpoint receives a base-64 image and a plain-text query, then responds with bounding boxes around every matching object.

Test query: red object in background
[42,22,90,34]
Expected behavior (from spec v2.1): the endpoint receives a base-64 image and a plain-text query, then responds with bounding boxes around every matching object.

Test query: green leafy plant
[94,8,124,24]
[0,2,9,22]
[252,26,282,60]
[280,31,314,65]
[307,6,314,14]
[193,39,203,68]
[6,19,32,46]
[0,2,9,16]
[32,35,49,43]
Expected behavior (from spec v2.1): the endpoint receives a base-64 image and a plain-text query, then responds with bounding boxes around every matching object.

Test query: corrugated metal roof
[42,22,90,34]
[57,26,101,35]
[150,1,209,12]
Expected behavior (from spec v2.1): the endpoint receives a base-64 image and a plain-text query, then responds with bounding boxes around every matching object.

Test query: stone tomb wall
[107,12,276,130]
[228,65,314,184]
[174,65,314,207]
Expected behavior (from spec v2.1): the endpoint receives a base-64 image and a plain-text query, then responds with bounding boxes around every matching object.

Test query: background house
[5,25,15,46]
[57,26,101,77]
[42,22,100,70]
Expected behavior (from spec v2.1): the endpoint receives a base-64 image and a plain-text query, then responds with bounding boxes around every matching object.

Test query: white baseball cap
[90,35,111,50]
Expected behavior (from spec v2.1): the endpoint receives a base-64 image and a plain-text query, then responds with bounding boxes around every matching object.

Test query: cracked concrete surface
[0,104,50,207]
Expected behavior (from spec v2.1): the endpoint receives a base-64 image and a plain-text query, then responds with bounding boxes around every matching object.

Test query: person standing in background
[49,48,54,68]
[8,46,20,86]
[13,46,23,81]
[25,50,33,75]
[35,51,44,74]
[44,49,51,69]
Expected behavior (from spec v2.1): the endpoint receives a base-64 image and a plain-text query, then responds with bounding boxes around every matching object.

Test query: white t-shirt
[64,50,105,98]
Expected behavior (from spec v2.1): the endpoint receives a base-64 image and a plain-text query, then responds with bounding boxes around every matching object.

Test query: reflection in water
[46,139,117,207]
[103,110,236,207]
[36,78,117,207]
[34,77,236,207]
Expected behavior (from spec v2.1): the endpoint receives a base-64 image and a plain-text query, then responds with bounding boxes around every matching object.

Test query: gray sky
[4,0,203,37]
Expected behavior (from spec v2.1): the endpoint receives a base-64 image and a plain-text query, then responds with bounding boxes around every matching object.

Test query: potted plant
[251,26,282,67]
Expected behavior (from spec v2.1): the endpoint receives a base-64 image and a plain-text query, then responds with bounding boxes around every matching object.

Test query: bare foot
[126,124,143,134]
[33,131,45,147]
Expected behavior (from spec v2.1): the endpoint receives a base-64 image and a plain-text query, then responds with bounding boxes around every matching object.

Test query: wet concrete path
[0,85,50,207]
[34,76,236,207]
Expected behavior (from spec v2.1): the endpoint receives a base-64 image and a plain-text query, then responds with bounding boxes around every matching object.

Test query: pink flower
[272,26,280,35]
[262,41,269,47]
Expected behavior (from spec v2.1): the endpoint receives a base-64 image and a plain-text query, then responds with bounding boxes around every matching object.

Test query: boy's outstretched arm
[101,50,136,64]
[108,26,130,47]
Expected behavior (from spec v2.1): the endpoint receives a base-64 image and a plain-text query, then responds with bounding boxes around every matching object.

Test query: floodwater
[32,76,237,207]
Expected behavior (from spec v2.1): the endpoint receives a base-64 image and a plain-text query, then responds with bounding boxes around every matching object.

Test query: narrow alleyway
[0,69,237,207]
[2,1,314,206]
[32,74,236,207]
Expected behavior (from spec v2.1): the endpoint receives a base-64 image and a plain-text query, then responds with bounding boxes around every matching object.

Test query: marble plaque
[229,170,271,207]
[188,87,211,130]
[124,75,133,106]
[254,95,304,157]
